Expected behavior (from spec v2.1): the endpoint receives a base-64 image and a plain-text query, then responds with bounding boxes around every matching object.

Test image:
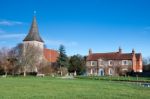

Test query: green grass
[76,76,150,82]
[0,77,149,99]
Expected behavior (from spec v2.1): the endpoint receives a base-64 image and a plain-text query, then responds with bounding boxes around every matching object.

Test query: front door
[98,68,104,76]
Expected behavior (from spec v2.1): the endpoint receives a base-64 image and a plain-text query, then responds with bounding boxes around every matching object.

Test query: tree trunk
[23,67,26,77]
[5,72,7,76]
[23,71,26,77]
[74,70,77,76]
[12,66,15,76]
[60,66,62,76]
[4,66,7,76]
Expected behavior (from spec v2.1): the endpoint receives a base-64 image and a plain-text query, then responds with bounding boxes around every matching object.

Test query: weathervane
[34,10,36,16]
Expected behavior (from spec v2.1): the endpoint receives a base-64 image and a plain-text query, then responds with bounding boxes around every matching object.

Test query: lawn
[0,77,149,99]
[76,76,150,82]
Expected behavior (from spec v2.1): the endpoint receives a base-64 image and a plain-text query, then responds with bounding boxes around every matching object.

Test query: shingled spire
[23,16,44,42]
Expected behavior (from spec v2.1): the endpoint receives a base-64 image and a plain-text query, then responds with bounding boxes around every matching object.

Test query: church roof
[23,16,44,42]
[44,48,59,63]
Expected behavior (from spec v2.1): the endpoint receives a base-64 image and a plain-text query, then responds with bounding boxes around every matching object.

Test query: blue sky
[0,0,150,57]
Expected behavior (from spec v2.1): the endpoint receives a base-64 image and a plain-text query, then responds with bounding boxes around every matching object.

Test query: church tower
[23,15,44,61]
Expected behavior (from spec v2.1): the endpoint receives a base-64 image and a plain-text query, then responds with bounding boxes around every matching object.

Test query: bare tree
[0,44,44,76]
[114,65,132,76]
[20,44,43,76]
[0,47,10,76]
[38,61,52,75]
[143,57,150,72]
[7,44,23,75]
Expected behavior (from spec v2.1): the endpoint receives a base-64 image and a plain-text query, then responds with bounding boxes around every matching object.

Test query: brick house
[86,48,143,76]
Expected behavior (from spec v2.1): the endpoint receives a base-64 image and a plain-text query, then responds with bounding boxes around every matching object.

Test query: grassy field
[0,77,150,99]
[76,76,150,82]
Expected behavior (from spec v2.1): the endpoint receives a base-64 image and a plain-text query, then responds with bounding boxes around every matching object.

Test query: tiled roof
[87,52,141,61]
[135,53,142,61]
[23,16,44,42]
[44,48,59,63]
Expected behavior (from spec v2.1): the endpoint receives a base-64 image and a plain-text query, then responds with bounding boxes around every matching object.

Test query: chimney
[132,48,136,72]
[89,48,92,55]
[132,49,135,54]
[118,47,122,54]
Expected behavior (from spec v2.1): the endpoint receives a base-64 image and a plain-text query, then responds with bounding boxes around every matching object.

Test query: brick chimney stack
[118,47,122,54]
[132,49,135,54]
[132,48,136,72]
[89,48,92,55]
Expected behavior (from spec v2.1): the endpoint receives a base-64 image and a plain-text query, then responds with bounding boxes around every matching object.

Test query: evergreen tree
[57,45,69,75]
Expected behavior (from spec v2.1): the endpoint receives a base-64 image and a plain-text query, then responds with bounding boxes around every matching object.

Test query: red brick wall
[132,53,137,72]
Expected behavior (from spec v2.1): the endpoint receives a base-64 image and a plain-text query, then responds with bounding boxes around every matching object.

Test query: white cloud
[45,39,78,47]
[0,20,24,26]
[0,33,25,39]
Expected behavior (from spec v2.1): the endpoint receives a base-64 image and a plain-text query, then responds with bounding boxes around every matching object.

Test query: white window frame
[91,61,94,66]
[122,60,128,65]
[91,61,97,66]
[108,60,113,66]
